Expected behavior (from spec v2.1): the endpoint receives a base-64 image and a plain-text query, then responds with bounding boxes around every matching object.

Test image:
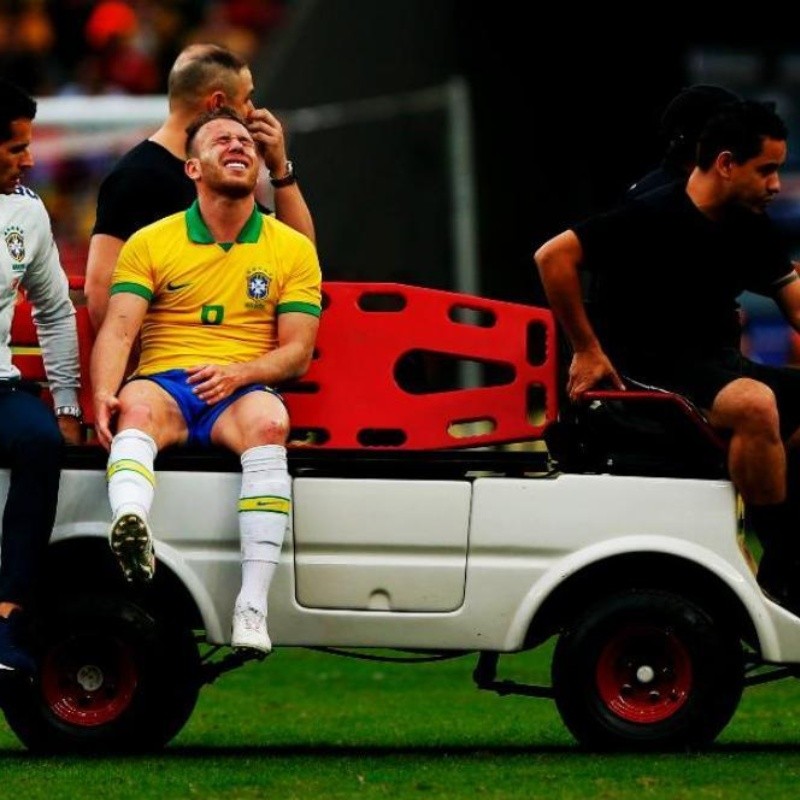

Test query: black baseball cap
[660,84,742,143]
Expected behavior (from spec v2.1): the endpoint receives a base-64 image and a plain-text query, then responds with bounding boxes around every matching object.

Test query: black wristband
[270,161,296,188]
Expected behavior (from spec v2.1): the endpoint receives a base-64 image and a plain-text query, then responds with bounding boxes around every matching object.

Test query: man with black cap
[627,84,742,199]
[536,99,800,615]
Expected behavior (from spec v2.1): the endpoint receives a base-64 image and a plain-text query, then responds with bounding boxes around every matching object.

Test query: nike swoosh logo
[166,281,191,291]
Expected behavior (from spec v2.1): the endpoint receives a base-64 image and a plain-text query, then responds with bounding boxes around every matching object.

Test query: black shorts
[621,347,800,441]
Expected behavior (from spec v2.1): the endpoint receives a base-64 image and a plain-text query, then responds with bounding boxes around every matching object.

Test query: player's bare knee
[712,379,777,438]
[251,416,290,444]
[119,403,155,430]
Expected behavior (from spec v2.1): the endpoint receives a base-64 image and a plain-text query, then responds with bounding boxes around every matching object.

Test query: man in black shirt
[85,43,315,332]
[535,100,800,610]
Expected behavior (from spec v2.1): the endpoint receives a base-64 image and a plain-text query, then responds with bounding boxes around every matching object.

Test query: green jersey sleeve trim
[110,282,153,301]
[277,301,321,317]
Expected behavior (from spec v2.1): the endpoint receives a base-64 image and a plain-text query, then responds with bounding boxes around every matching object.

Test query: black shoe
[0,610,36,675]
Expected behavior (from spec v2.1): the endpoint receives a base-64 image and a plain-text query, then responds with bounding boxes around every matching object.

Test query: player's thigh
[211,390,289,453]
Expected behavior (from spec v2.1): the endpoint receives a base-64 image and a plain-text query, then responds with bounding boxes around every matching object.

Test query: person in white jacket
[0,78,82,676]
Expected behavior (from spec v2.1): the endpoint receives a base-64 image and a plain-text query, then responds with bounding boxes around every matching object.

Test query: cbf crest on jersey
[4,225,25,263]
[246,267,270,309]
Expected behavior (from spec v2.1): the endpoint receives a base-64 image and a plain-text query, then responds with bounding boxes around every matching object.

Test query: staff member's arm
[534,229,624,401]
[248,107,315,244]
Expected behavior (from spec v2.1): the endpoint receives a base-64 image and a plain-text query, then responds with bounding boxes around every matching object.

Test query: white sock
[235,444,290,617]
[239,562,277,617]
[107,428,157,520]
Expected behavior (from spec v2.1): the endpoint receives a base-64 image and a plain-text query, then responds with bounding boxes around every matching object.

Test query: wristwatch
[55,405,82,420]
[270,160,296,188]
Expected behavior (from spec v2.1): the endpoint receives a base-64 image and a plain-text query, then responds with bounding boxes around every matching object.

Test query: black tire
[551,589,744,751]
[0,594,201,754]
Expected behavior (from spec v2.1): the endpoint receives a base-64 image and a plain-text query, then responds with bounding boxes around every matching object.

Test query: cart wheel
[552,589,743,751]
[1,594,200,753]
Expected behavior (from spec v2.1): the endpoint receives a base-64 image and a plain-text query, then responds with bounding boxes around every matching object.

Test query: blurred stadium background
[3,0,800,365]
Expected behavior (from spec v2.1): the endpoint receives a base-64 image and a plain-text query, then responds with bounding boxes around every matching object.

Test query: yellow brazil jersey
[110,201,322,376]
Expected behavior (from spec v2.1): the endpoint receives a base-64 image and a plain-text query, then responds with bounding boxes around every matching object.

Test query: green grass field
[3,642,800,799]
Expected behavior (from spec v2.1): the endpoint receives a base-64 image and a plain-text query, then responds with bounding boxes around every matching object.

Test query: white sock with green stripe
[236,445,291,617]
[107,428,157,520]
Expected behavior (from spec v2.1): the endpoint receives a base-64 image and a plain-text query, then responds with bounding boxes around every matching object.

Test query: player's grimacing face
[194,118,259,197]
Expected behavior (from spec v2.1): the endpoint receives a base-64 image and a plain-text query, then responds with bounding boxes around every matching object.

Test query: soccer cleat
[231,603,272,658]
[0,610,36,675]
[110,511,155,583]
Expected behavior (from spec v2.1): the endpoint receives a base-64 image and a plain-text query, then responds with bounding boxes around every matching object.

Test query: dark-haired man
[91,107,321,658]
[535,100,800,611]
[84,42,315,333]
[0,78,82,673]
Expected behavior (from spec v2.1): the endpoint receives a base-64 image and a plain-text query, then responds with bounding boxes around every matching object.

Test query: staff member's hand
[568,348,625,402]
[247,107,288,170]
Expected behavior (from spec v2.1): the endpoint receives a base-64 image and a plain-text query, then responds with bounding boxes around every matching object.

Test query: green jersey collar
[185,200,263,244]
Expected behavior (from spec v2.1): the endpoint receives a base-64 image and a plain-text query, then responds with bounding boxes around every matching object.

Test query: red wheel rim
[41,634,138,727]
[595,624,693,723]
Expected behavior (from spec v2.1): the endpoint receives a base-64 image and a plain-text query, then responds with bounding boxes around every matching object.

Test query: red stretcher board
[282,282,558,449]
